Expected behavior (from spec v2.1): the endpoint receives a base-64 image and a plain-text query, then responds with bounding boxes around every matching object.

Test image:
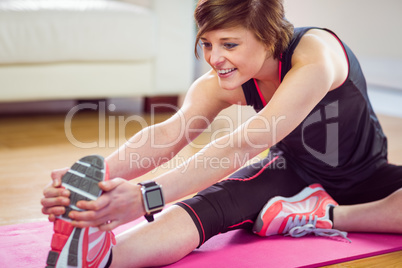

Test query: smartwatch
[138,180,165,222]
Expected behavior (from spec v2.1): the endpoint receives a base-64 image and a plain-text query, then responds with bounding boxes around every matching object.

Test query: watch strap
[145,214,154,222]
[138,180,158,188]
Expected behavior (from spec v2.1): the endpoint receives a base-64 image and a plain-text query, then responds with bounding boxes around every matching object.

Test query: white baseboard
[0,97,143,115]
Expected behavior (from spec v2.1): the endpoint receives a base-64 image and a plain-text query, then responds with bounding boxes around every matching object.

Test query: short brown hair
[194,0,294,60]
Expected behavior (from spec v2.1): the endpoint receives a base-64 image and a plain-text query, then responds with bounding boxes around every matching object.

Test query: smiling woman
[40,0,402,267]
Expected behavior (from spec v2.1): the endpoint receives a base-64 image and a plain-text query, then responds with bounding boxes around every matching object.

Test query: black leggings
[176,152,402,247]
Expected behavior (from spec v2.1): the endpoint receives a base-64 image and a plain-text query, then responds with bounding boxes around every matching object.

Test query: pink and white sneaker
[253,184,350,241]
[46,155,116,268]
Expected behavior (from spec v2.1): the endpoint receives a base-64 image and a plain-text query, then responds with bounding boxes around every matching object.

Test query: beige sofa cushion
[0,0,156,64]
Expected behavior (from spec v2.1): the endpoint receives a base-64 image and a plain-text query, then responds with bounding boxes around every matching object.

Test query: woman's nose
[209,48,225,67]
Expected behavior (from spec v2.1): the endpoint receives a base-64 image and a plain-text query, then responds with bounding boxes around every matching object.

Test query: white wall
[284,0,402,60]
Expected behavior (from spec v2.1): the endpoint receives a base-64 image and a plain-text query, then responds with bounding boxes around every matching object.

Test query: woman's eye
[224,43,238,49]
[201,42,212,49]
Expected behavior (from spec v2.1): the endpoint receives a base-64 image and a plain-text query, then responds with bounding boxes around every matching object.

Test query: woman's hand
[41,167,70,222]
[68,178,145,231]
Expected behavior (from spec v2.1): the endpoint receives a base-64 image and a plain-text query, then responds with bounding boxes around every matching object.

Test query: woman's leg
[110,153,309,267]
[334,187,402,233]
[250,162,402,238]
[332,163,402,233]
[177,153,309,247]
[111,205,199,268]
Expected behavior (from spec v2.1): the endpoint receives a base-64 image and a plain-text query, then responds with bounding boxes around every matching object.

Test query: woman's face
[201,26,270,90]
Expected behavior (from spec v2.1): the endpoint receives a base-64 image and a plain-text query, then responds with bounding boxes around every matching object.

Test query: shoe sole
[46,155,107,268]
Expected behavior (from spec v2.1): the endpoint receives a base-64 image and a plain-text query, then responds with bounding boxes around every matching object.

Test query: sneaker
[253,183,350,242]
[46,155,116,268]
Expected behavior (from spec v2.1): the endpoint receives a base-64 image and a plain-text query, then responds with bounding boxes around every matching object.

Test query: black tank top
[241,27,388,191]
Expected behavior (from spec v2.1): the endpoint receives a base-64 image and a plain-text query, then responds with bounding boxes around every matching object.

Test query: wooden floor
[0,107,401,266]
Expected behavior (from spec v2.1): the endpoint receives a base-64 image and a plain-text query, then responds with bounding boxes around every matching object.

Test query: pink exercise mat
[1,220,401,267]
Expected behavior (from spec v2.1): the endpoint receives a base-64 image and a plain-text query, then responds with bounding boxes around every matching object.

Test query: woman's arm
[106,71,233,180]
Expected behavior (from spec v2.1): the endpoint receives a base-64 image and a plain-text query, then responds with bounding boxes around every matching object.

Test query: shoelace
[288,224,351,243]
[283,215,351,243]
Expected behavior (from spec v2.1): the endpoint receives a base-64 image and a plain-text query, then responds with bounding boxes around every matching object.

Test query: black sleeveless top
[241,27,388,191]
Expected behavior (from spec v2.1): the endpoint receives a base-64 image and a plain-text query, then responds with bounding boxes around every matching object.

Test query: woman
[42,0,402,267]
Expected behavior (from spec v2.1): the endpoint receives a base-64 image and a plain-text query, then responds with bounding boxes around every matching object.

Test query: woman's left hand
[68,178,145,231]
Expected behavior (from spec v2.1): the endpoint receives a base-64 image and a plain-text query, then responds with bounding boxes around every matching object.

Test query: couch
[0,0,195,102]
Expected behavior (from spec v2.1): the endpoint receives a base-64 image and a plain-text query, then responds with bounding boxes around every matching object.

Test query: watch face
[145,189,164,210]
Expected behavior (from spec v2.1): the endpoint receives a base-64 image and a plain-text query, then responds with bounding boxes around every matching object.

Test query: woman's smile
[216,68,237,77]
